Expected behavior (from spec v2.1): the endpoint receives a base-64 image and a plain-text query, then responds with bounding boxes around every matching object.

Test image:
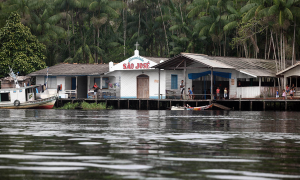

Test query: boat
[171,104,213,111]
[0,67,57,109]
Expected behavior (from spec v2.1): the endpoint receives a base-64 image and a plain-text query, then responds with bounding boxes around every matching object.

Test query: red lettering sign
[123,61,151,70]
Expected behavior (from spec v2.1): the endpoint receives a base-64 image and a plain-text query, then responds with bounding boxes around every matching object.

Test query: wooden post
[139,100,141,110]
[147,100,149,110]
[211,68,213,101]
[157,100,160,110]
[118,99,120,109]
[285,101,287,111]
[250,101,252,111]
[263,101,266,111]
[239,95,241,110]
[184,60,187,97]
[87,76,90,98]
[128,100,129,109]
[76,76,78,98]
[170,100,172,108]
[158,68,160,99]
[105,99,107,109]
[196,101,198,107]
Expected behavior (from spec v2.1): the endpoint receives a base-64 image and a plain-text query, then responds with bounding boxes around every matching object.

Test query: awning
[188,71,231,79]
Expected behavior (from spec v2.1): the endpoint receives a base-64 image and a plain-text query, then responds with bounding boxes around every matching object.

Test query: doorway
[137,74,149,99]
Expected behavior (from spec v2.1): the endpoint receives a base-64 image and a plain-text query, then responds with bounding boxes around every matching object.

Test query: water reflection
[0,109,300,179]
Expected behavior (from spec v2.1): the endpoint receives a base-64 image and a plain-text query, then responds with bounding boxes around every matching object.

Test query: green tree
[0,12,46,78]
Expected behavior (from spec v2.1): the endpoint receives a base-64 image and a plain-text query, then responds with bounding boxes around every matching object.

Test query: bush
[59,102,80,109]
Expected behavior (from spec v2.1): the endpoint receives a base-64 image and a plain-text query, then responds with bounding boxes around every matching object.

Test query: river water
[0,109,300,180]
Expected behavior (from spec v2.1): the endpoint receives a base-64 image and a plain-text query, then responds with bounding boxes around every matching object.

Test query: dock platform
[55,98,300,111]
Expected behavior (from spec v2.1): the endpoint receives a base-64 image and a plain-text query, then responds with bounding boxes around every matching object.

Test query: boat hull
[0,96,57,109]
[171,104,212,111]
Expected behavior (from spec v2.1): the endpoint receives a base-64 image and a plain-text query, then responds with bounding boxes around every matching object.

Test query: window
[94,77,109,89]
[102,77,109,89]
[171,75,178,89]
[44,76,57,89]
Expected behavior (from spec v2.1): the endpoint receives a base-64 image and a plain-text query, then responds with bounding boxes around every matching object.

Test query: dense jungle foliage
[1,0,300,77]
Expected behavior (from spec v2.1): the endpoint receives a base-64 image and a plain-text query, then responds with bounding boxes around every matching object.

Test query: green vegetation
[1,0,300,77]
[0,12,46,78]
[58,101,113,110]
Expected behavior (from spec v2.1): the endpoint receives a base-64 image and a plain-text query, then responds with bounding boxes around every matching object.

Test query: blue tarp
[188,71,231,79]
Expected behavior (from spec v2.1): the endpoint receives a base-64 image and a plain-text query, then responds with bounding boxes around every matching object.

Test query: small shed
[0,76,31,89]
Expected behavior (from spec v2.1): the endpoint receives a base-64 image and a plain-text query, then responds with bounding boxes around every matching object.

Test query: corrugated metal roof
[184,54,235,69]
[0,76,30,82]
[276,62,300,75]
[153,53,277,77]
[27,64,109,76]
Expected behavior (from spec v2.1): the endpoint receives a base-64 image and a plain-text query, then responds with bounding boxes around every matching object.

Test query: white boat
[0,67,57,109]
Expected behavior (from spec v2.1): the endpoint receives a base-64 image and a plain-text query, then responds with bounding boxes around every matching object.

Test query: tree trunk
[224,32,226,57]
[123,0,127,57]
[265,28,267,59]
[97,28,99,63]
[158,0,169,56]
[243,42,248,58]
[292,19,296,65]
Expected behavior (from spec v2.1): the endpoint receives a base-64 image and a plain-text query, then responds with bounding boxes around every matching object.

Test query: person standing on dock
[216,87,220,100]
[276,90,279,98]
[282,89,286,100]
[188,88,193,100]
[180,80,185,100]
[224,87,228,99]
[290,88,294,99]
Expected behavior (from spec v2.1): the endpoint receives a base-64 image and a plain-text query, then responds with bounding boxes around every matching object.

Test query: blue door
[71,77,76,90]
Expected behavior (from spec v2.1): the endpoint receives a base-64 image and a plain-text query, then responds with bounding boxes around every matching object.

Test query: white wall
[36,76,44,85]
[109,70,165,99]
[236,87,260,98]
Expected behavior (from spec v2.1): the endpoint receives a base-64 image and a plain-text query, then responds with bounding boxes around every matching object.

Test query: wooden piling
[263,101,265,111]
[139,100,141,110]
[285,101,287,111]
[118,99,120,109]
[147,100,149,110]
[250,101,252,111]
[128,100,129,109]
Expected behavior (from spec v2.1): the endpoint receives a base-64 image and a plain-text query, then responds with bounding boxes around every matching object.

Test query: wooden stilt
[128,100,129,109]
[250,101,252,111]
[285,101,287,111]
[157,100,160,110]
[147,100,149,110]
[139,100,141,110]
[118,99,120,109]
[239,95,241,111]
[263,101,266,111]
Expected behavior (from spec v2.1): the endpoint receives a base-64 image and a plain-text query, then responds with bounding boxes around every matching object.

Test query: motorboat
[171,104,213,111]
[0,67,57,109]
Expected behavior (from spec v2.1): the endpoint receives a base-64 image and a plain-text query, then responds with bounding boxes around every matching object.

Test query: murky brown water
[0,109,300,180]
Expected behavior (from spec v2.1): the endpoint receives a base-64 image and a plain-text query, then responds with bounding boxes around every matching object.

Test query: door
[71,77,76,90]
[137,75,149,99]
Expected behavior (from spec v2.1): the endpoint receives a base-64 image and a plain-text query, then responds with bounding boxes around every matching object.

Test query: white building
[153,53,278,99]
[105,49,168,99]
